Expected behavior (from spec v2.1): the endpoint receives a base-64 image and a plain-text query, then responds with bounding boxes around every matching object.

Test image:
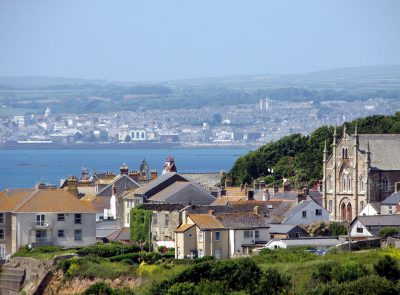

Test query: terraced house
[0,186,97,258]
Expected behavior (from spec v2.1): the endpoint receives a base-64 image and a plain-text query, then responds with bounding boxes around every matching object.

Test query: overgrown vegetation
[13,245,75,259]
[226,113,400,186]
[130,206,152,247]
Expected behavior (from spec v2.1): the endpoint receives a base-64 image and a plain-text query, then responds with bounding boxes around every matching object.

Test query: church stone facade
[322,127,400,221]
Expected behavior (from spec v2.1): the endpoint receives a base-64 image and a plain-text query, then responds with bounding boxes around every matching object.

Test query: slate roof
[180,173,221,188]
[134,172,188,196]
[353,214,400,227]
[96,174,140,197]
[358,134,400,171]
[148,181,215,205]
[382,192,400,205]
[0,189,96,213]
[96,220,121,238]
[216,213,269,229]
[106,227,130,241]
[142,203,185,212]
[269,224,300,234]
[184,204,237,214]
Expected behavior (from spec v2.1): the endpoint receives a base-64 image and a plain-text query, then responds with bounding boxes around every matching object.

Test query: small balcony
[30,221,52,229]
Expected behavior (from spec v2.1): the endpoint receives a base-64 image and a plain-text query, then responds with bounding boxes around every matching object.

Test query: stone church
[322,126,400,221]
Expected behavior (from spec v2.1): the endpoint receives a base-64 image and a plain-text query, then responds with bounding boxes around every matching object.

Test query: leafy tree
[379,227,399,238]
[252,268,291,295]
[374,255,400,281]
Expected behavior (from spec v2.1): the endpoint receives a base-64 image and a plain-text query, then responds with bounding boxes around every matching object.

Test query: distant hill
[0,76,108,88]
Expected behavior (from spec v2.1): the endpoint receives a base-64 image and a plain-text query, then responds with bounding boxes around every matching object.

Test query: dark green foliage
[252,268,291,295]
[227,113,400,186]
[149,257,290,295]
[109,252,166,264]
[328,222,348,236]
[166,282,197,295]
[379,227,400,238]
[311,261,369,285]
[82,282,136,295]
[130,206,152,244]
[374,255,400,281]
[304,275,399,295]
[254,247,317,264]
[82,282,114,295]
[76,243,140,258]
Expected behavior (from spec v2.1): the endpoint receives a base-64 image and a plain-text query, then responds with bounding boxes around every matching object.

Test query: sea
[0,148,251,190]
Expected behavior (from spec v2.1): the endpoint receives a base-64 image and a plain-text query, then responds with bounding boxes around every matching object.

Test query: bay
[0,148,250,190]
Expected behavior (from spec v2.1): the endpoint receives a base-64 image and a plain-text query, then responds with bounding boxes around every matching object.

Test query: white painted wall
[283,201,329,225]
[381,205,395,215]
[265,240,287,249]
[360,204,379,216]
[350,220,373,238]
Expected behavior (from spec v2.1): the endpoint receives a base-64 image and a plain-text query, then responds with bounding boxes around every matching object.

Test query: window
[255,230,259,239]
[342,147,348,158]
[58,230,65,238]
[127,213,130,225]
[383,177,389,192]
[74,229,82,241]
[74,214,82,224]
[356,227,363,233]
[295,232,302,238]
[152,213,157,226]
[0,229,4,240]
[57,214,65,221]
[215,231,221,241]
[0,213,4,224]
[315,209,322,216]
[198,231,204,242]
[328,200,333,213]
[188,233,193,238]
[244,231,253,238]
[327,175,333,192]
[360,201,365,212]
[359,176,364,192]
[302,211,307,218]
[165,214,169,227]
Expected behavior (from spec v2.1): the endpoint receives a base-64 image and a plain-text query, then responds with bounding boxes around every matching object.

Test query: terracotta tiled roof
[1,189,97,213]
[188,214,224,230]
[0,189,35,211]
[175,224,195,233]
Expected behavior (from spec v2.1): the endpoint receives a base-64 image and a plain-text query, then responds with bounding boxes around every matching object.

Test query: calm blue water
[0,148,250,190]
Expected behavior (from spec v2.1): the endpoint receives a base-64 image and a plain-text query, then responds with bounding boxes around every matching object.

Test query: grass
[13,246,76,260]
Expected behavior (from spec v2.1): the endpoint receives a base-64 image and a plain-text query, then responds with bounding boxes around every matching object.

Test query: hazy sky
[0,0,399,81]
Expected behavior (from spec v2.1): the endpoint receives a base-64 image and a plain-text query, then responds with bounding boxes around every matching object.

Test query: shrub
[255,247,316,264]
[332,261,369,283]
[166,282,197,295]
[374,255,400,281]
[82,282,114,295]
[77,243,140,258]
[379,227,399,238]
[252,268,291,295]
[311,261,339,284]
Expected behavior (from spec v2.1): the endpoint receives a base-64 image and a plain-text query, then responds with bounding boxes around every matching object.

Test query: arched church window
[360,201,365,212]
[328,200,333,213]
[359,175,364,192]
[382,177,389,192]
[342,147,348,159]
[347,203,352,221]
[328,174,333,192]
[341,202,347,221]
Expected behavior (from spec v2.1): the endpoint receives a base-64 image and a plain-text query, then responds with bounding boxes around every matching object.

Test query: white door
[215,249,222,259]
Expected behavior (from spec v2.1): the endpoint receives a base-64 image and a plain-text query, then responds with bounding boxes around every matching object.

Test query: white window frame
[74,229,82,241]
[58,229,65,238]
[215,231,221,241]
[244,230,253,239]
[198,230,204,242]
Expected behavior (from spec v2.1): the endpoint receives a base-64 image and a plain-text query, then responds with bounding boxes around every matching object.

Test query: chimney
[302,187,310,195]
[395,182,400,193]
[120,163,129,175]
[283,179,291,192]
[67,176,78,196]
[247,190,254,200]
[105,171,116,180]
[208,209,215,216]
[112,184,117,196]
[262,189,270,201]
[129,171,140,182]
[151,170,158,180]
[297,194,307,204]
[253,205,261,215]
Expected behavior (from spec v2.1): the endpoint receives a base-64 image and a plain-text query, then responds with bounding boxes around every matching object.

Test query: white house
[265,237,340,249]
[359,202,381,216]
[350,215,400,239]
[282,200,329,225]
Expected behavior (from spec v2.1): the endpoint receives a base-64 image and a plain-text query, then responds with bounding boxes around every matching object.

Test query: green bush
[252,268,291,295]
[374,255,400,281]
[311,261,369,284]
[254,247,316,264]
[82,282,114,295]
[77,243,140,258]
[166,282,197,295]
[379,227,399,238]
